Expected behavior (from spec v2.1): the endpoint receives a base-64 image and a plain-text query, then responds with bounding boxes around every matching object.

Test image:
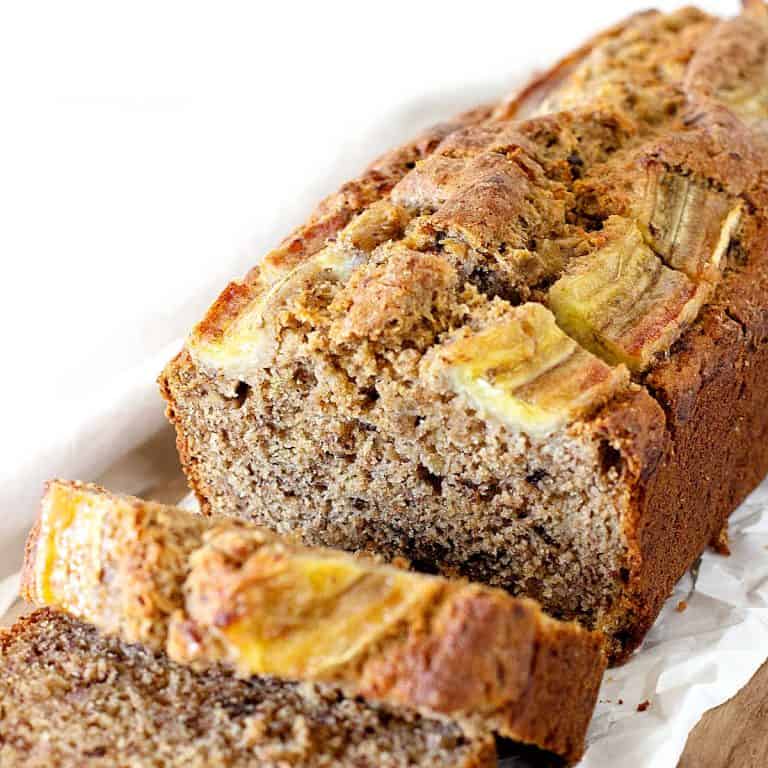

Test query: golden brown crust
[500,615,606,759]
[20,514,41,603]
[23,481,605,763]
[360,590,605,761]
[597,230,768,659]
[193,281,260,344]
[158,350,217,516]
[684,9,768,122]
[264,115,495,275]
[360,589,537,714]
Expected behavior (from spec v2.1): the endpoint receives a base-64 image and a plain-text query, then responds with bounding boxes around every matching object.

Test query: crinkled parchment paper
[577,477,768,767]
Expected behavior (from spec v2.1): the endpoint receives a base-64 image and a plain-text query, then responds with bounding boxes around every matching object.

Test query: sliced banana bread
[160,3,768,662]
[21,480,605,764]
[0,609,495,768]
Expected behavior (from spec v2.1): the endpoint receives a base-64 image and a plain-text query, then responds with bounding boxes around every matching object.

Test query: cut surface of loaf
[0,609,495,768]
[160,3,768,662]
[21,480,606,764]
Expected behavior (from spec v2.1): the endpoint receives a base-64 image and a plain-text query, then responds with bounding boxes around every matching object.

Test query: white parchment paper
[580,477,768,767]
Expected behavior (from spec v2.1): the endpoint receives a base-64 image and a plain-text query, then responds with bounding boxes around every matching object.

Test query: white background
[0,0,732,512]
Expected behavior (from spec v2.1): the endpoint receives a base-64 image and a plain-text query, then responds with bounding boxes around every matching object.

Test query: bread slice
[21,480,605,763]
[0,609,496,768]
[159,3,768,662]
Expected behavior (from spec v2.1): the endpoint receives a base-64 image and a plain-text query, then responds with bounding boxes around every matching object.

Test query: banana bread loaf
[0,609,495,768]
[21,480,606,764]
[160,2,768,662]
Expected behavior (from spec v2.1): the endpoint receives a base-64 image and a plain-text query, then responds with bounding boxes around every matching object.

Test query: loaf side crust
[596,222,768,657]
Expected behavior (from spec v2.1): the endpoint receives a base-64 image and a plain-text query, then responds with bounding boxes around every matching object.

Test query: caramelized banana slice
[426,302,628,437]
[635,165,742,282]
[184,530,440,678]
[187,203,410,378]
[549,218,706,372]
[187,252,343,379]
[685,9,768,127]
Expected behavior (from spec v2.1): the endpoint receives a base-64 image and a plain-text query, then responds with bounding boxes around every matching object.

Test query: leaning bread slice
[0,609,495,768]
[22,480,606,763]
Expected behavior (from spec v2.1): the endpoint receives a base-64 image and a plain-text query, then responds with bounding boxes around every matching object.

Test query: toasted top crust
[22,480,605,763]
[182,3,768,442]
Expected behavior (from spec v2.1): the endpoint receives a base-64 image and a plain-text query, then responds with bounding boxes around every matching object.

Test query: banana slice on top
[634,164,742,283]
[549,217,709,373]
[425,302,628,437]
[188,200,410,379]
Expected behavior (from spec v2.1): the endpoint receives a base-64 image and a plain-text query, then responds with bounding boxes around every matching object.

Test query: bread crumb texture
[0,610,494,768]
